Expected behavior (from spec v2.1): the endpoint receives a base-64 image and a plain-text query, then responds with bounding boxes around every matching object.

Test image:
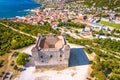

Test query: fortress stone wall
[31,34,70,68]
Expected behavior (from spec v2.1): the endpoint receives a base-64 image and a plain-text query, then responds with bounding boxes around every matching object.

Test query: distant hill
[34,0,74,8]
[34,0,68,3]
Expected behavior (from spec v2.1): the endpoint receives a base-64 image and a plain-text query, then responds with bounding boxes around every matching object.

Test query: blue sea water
[0,0,41,18]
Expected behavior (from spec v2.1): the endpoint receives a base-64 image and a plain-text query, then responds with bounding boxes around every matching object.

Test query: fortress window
[60,55,62,57]
[41,56,43,58]
[50,55,53,58]
[49,45,55,48]
[41,60,44,63]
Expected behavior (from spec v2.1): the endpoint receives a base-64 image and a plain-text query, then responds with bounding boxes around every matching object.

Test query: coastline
[0,0,66,19]
[7,7,41,19]
[0,0,42,19]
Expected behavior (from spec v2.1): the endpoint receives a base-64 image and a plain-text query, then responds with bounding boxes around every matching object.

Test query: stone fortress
[31,33,70,68]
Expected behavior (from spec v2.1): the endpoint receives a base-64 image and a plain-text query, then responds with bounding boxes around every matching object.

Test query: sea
[0,0,41,18]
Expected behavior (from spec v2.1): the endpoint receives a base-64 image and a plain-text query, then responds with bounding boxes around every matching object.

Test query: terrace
[38,34,65,49]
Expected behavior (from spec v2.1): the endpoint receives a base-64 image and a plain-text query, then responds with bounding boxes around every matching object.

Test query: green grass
[99,21,120,29]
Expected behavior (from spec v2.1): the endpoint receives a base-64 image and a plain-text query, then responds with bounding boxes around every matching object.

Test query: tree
[11,39,19,49]
[74,30,78,33]
[94,56,100,62]
[10,61,15,66]
[110,73,120,80]
[16,53,29,65]
[85,47,93,54]
[14,65,18,70]
[84,0,120,11]
[96,71,107,80]
[0,60,4,67]
[58,19,62,23]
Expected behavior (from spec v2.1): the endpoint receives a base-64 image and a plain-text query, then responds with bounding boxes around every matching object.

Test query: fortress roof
[34,34,67,50]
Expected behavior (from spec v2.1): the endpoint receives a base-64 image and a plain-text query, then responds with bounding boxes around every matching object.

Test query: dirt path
[0,23,37,39]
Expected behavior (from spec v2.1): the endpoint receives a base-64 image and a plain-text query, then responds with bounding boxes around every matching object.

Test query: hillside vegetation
[0,20,60,36]
[99,21,120,29]
[84,0,120,10]
[66,34,120,80]
[0,24,35,55]
[58,20,86,28]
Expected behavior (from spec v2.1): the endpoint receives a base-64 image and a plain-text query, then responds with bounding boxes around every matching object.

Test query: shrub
[16,53,29,65]
[10,61,14,66]
[14,65,18,70]
[0,60,4,67]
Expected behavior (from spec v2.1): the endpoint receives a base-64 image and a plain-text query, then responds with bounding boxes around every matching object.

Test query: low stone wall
[35,64,68,69]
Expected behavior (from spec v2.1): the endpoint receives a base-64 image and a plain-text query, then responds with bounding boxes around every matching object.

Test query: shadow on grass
[69,48,90,67]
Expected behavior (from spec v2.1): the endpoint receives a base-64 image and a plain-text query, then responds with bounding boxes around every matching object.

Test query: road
[66,31,81,39]
[0,23,37,39]
[60,27,81,39]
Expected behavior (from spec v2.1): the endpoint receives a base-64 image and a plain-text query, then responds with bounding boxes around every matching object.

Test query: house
[109,13,116,20]
[38,20,45,25]
[51,22,59,30]
[84,25,92,32]
[31,33,70,68]
[88,22,104,31]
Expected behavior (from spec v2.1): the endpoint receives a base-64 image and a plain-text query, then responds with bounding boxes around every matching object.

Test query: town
[10,6,120,41]
[0,0,120,80]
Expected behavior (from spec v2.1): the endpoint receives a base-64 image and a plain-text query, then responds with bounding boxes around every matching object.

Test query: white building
[88,22,104,31]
